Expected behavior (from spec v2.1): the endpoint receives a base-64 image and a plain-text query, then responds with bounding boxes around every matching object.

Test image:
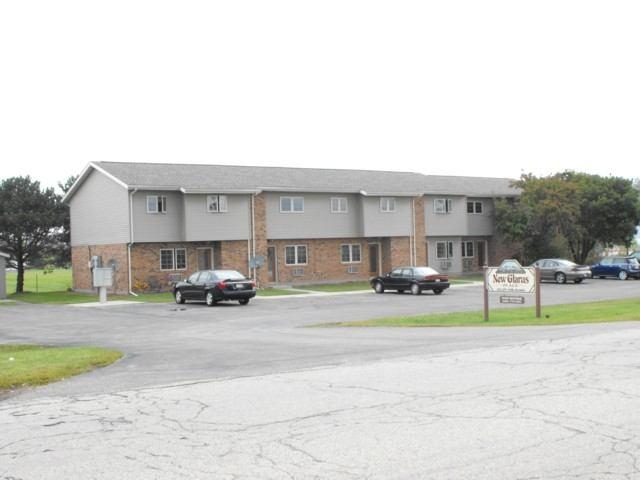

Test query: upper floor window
[331,197,348,213]
[434,198,452,214]
[341,244,361,263]
[147,195,167,214]
[280,196,304,213]
[207,195,228,213]
[285,245,307,265]
[461,241,474,258]
[467,201,483,214]
[436,241,454,259]
[380,197,396,212]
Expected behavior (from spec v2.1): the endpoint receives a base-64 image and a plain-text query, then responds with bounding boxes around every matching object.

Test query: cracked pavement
[3,326,640,479]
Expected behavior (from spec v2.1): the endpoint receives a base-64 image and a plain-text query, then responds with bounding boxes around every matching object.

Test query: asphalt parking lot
[1,280,640,478]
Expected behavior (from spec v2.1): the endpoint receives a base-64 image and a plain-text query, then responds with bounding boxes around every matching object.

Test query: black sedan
[370,266,450,295]
[173,270,256,306]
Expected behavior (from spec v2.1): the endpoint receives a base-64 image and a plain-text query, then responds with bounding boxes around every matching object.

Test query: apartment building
[63,162,519,294]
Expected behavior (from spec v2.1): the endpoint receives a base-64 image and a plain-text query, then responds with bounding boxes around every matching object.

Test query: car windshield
[413,267,440,276]
[213,270,246,280]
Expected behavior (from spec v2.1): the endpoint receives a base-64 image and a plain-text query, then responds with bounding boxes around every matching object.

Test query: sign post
[484,259,541,321]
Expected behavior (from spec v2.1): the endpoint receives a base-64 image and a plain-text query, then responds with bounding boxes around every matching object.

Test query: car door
[181,272,201,299]
[538,260,553,281]
[594,258,612,277]
[400,268,414,290]
[386,268,404,290]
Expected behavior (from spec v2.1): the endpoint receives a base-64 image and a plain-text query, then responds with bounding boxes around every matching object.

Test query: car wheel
[555,272,567,284]
[174,290,185,304]
[433,288,443,295]
[205,291,217,306]
[573,278,583,284]
[239,298,250,305]
[618,270,628,280]
[410,283,421,295]
[374,282,384,294]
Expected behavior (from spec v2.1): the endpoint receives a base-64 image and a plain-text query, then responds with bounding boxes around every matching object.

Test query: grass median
[0,344,123,393]
[319,298,640,327]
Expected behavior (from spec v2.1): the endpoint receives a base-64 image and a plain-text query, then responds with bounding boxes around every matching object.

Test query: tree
[495,172,640,264]
[0,176,67,293]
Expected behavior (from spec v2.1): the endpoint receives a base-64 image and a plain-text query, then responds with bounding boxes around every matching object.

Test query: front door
[369,243,380,275]
[267,246,277,283]
[197,248,213,271]
[477,241,486,268]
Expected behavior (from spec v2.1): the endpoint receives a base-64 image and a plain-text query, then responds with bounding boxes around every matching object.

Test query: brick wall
[413,196,427,265]
[268,238,371,285]
[267,236,413,285]
[252,193,269,286]
[71,244,129,294]
[130,241,252,292]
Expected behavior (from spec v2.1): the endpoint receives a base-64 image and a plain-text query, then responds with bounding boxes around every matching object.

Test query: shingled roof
[65,161,520,201]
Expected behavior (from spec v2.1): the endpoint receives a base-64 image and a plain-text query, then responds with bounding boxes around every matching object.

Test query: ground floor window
[341,244,361,263]
[436,241,454,259]
[461,241,474,258]
[285,245,307,265]
[160,248,187,270]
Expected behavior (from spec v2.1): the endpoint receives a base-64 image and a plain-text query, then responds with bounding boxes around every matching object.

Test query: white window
[436,241,454,259]
[280,196,304,213]
[147,195,167,213]
[341,244,361,263]
[207,195,228,213]
[331,197,348,213]
[160,249,174,270]
[467,201,482,214]
[461,241,474,258]
[285,245,307,265]
[434,198,452,214]
[175,248,187,269]
[380,197,396,212]
[160,248,187,270]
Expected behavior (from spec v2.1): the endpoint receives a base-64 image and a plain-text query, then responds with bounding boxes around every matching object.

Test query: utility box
[92,267,113,303]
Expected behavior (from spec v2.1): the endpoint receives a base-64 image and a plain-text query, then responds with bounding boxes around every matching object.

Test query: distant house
[63,162,519,294]
[0,252,9,299]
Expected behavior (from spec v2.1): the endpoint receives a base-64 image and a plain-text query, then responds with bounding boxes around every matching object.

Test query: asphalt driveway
[2,280,640,479]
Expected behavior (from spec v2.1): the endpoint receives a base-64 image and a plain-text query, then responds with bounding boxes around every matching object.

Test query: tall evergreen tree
[0,176,66,293]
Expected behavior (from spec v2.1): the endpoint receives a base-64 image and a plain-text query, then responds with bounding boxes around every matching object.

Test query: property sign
[486,260,536,294]
[483,260,541,321]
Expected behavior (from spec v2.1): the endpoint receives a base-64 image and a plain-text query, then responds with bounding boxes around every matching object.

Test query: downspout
[128,188,138,296]
[251,193,257,283]
[411,198,416,266]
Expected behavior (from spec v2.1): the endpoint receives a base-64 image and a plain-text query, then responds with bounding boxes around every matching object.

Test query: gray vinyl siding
[266,193,363,239]
[466,198,495,236]
[424,196,467,236]
[69,170,130,246]
[131,191,184,242]
[427,237,462,273]
[424,196,495,236]
[183,194,251,241]
[361,196,412,237]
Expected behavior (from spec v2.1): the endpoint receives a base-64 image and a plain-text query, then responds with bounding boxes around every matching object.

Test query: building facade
[64,162,519,294]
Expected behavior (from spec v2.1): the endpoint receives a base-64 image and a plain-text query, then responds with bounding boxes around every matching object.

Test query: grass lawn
[0,344,123,392]
[5,268,73,294]
[322,298,640,327]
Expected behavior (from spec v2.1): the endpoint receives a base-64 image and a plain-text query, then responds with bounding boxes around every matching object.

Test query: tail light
[217,280,227,289]
[250,280,256,288]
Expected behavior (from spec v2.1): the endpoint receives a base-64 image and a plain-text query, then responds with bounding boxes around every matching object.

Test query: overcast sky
[1,1,638,191]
